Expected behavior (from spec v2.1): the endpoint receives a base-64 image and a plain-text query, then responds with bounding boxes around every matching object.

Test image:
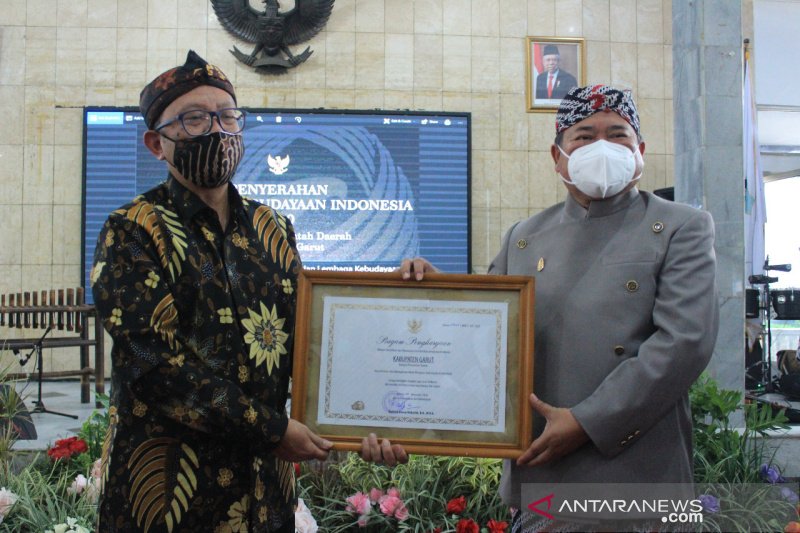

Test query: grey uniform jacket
[490,189,718,509]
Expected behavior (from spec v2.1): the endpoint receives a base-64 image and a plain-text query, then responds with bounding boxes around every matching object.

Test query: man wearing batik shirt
[91,51,405,533]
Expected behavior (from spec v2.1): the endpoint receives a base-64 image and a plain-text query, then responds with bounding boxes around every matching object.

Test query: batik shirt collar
[165,175,249,228]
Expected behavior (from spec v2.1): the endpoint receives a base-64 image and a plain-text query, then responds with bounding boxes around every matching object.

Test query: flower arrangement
[0,387,109,531]
[299,452,510,531]
[1,370,799,532]
[691,374,799,532]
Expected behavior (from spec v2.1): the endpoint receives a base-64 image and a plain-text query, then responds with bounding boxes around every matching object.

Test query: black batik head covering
[139,50,237,129]
[555,84,641,137]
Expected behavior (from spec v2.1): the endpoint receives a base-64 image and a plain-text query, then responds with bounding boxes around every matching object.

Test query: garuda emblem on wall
[211,0,335,74]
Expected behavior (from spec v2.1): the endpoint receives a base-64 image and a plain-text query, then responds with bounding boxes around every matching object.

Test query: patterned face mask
[169,131,244,188]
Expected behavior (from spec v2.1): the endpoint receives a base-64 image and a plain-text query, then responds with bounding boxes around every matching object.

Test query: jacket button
[614,345,625,356]
[625,280,639,292]
[652,221,664,233]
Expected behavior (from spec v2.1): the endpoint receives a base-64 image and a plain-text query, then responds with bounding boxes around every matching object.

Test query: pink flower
[345,492,372,515]
[386,486,401,498]
[67,473,101,504]
[394,503,409,521]
[357,513,370,527]
[369,488,384,503]
[379,495,403,516]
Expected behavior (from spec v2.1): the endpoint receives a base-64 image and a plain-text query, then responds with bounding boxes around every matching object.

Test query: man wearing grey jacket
[401,84,718,531]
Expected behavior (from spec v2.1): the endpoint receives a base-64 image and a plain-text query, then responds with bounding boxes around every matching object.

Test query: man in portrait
[535,44,578,100]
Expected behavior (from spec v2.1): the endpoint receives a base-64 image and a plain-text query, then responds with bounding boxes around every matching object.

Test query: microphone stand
[748,274,778,393]
[751,258,793,393]
[26,326,78,419]
[764,279,774,393]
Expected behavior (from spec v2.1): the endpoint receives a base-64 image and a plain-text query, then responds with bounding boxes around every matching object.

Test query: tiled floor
[10,379,102,451]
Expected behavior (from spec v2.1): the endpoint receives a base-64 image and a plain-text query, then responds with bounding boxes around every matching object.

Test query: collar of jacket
[563,187,640,220]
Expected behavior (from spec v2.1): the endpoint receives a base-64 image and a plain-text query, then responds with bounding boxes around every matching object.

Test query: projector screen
[82,108,472,303]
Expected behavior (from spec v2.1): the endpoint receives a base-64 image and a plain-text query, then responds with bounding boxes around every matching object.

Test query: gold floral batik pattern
[91,176,300,532]
[241,302,288,375]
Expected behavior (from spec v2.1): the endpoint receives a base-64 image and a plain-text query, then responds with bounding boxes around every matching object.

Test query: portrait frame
[526,37,586,112]
[291,270,535,459]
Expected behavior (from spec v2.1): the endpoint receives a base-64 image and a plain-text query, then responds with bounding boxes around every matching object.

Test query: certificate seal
[382,391,407,413]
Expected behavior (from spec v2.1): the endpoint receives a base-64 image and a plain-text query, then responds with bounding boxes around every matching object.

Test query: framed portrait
[291,270,535,459]
[526,37,586,112]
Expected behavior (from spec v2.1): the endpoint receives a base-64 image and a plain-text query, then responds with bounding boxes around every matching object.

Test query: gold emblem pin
[652,221,664,233]
[517,239,527,249]
[537,257,544,272]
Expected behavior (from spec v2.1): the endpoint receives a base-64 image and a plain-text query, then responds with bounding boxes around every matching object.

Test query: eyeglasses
[154,108,246,138]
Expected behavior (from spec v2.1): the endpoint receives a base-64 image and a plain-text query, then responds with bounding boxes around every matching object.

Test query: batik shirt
[91,176,300,532]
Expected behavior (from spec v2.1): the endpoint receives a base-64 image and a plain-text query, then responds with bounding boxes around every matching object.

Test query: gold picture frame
[526,36,586,112]
[291,270,535,459]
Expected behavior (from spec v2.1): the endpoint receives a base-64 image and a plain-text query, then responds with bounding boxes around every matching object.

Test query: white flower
[68,474,88,496]
[0,487,18,524]
[84,482,101,504]
[294,498,318,533]
[47,517,89,533]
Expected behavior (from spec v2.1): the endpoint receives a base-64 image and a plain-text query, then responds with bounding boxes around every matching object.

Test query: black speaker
[653,187,674,201]
[0,384,37,440]
[779,373,800,401]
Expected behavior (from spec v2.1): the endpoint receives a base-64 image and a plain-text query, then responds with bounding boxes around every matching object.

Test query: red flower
[47,446,71,460]
[487,519,508,533]
[47,437,88,461]
[785,521,800,533]
[294,462,301,477]
[446,495,467,514]
[69,439,88,455]
[456,518,479,533]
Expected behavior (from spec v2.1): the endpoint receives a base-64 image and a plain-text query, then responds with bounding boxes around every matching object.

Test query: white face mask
[558,140,641,199]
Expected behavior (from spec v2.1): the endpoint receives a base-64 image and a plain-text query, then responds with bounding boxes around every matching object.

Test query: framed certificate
[291,270,534,458]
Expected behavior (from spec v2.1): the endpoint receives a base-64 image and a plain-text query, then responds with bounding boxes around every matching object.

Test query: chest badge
[537,257,545,272]
[517,239,527,249]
